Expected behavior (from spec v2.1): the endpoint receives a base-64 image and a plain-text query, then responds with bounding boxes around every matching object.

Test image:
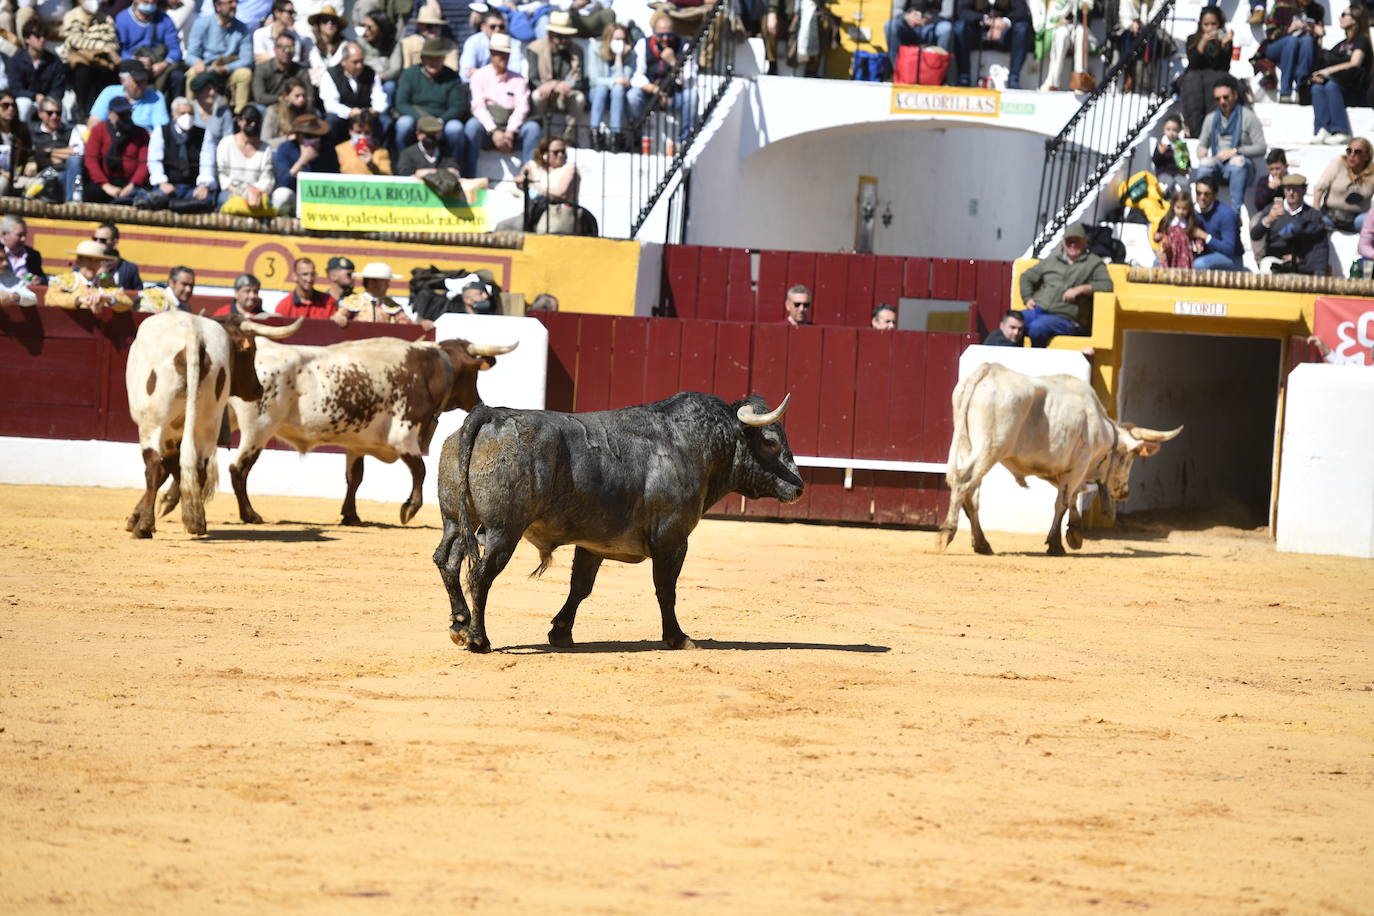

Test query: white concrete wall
[954,346,1094,537]
[1277,364,1374,559]
[0,317,549,514]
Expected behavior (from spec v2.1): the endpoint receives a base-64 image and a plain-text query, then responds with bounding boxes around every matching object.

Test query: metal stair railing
[1030,0,1182,256]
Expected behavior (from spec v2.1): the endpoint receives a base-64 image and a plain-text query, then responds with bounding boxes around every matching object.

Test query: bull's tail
[178,321,215,535]
[453,403,493,592]
[946,362,993,487]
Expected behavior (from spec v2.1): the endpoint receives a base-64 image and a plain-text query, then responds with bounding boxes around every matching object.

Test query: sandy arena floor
[0,483,1370,914]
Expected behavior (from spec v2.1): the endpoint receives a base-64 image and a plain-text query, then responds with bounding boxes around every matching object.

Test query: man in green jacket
[395,38,471,163]
[1018,223,1113,347]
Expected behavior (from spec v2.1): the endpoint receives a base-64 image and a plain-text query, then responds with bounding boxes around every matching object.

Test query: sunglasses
[92,236,114,243]
[41,108,61,116]
[1347,147,1368,155]
[549,147,567,155]
[792,300,812,307]
[0,102,14,109]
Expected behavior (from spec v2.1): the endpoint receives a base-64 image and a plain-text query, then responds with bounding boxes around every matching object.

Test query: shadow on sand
[500,639,891,655]
[204,525,337,542]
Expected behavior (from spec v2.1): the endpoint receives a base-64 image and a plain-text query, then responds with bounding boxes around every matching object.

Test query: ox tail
[946,362,993,487]
[454,403,493,594]
[178,321,216,535]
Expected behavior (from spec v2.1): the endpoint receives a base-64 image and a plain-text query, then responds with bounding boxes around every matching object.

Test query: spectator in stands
[116,0,186,98]
[215,104,275,209]
[63,0,123,121]
[137,265,196,311]
[275,255,337,319]
[92,221,144,289]
[253,0,309,64]
[395,37,470,159]
[1176,6,1232,137]
[336,110,393,173]
[1153,191,1206,268]
[510,134,579,231]
[8,20,66,124]
[1308,6,1371,146]
[1112,0,1165,93]
[403,4,459,71]
[1255,148,1289,213]
[1,215,43,282]
[308,5,349,80]
[460,8,521,81]
[984,309,1025,345]
[271,113,337,211]
[528,292,558,311]
[0,265,38,306]
[358,10,403,104]
[91,59,169,131]
[84,96,154,204]
[765,0,827,76]
[953,0,1032,89]
[1253,173,1333,274]
[0,91,36,198]
[46,239,135,314]
[783,284,812,326]
[262,76,311,145]
[325,254,355,307]
[1033,0,1088,92]
[187,0,254,113]
[32,100,75,189]
[1191,175,1245,271]
[322,42,390,142]
[253,32,309,107]
[189,72,234,148]
[628,13,697,144]
[146,95,217,212]
[1017,222,1111,347]
[1255,0,1324,103]
[212,272,269,316]
[871,303,897,329]
[587,21,632,151]
[458,276,497,314]
[1194,78,1266,217]
[1151,114,1190,199]
[525,11,586,143]
[466,31,541,170]
[395,113,461,181]
[887,0,953,72]
[337,262,415,323]
[1314,136,1374,232]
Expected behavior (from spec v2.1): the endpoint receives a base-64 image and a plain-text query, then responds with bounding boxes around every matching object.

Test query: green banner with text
[297,174,488,232]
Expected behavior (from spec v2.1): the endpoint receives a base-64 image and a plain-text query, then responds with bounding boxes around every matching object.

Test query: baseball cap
[118,58,151,81]
[1062,223,1088,241]
[416,115,443,134]
[327,256,355,271]
[107,96,133,115]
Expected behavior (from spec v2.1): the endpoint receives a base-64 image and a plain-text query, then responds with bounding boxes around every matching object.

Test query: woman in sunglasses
[1313,136,1374,231]
[1309,5,1372,146]
[0,91,35,198]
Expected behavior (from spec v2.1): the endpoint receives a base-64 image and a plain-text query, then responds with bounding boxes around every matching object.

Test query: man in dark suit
[1,215,44,282]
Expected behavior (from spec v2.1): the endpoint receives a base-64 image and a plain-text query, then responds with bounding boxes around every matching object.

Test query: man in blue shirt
[187,0,254,112]
[115,0,187,98]
[1192,175,1247,271]
[88,59,170,131]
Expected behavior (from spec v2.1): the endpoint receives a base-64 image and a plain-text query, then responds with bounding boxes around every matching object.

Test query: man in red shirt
[273,256,337,320]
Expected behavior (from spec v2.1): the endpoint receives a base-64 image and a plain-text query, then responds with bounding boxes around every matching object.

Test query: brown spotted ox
[227,336,517,526]
[124,311,302,538]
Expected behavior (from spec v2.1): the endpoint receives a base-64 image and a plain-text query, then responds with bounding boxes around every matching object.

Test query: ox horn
[241,316,305,339]
[737,393,791,427]
[466,341,519,357]
[1129,424,1183,443]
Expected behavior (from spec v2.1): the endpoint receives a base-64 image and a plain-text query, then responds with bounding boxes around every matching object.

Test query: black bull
[433,392,804,653]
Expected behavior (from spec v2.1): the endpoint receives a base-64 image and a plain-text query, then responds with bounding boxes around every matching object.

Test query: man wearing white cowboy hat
[44,240,135,315]
[337,262,415,324]
[402,3,459,70]
[524,10,585,142]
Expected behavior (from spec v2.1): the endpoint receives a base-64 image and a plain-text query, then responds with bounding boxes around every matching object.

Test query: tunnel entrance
[1115,331,1283,529]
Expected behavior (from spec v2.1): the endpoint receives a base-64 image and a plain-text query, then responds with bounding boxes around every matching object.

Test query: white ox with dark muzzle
[939,362,1182,556]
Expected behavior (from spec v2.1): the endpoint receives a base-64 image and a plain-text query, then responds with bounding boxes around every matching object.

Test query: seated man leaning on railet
[1017,223,1113,348]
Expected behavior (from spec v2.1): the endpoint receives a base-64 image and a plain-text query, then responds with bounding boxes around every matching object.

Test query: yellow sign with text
[890,85,1001,117]
[297,174,488,232]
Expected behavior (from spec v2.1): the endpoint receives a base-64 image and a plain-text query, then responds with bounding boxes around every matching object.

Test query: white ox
[124,311,301,538]
[227,336,517,526]
[939,362,1182,555]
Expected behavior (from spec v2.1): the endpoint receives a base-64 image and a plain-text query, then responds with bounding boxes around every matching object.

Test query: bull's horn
[1130,424,1183,443]
[241,317,304,339]
[737,393,791,427]
[466,341,518,357]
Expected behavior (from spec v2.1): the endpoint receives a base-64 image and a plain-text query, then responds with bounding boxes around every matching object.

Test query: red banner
[1313,297,1374,365]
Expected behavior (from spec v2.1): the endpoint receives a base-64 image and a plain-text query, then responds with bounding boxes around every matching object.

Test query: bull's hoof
[125,513,138,532]
[131,524,153,539]
[340,514,364,527]
[466,634,492,654]
[240,510,264,525]
[548,627,575,648]
[972,541,994,556]
[1046,542,1067,557]
[158,494,179,517]
[935,528,953,552]
[448,625,468,647]
[399,501,420,525]
[1066,527,1083,550]
[664,634,697,650]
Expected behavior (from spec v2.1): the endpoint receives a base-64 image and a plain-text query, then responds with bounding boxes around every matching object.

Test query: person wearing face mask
[395,114,462,182]
[115,0,187,99]
[62,0,123,121]
[335,110,392,174]
[627,12,698,144]
[82,95,153,205]
[587,21,632,151]
[271,112,338,212]
[144,96,217,212]
[215,104,276,211]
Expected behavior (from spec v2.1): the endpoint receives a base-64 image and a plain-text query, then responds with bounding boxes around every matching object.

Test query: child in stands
[1153,191,1206,268]
[1151,114,1191,199]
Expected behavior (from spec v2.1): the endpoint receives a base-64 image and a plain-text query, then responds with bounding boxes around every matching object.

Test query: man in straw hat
[186,0,254,112]
[395,36,471,158]
[337,262,415,324]
[1252,173,1334,276]
[402,3,459,70]
[524,10,585,143]
[459,7,522,82]
[271,112,338,212]
[45,240,135,315]
[465,30,541,171]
